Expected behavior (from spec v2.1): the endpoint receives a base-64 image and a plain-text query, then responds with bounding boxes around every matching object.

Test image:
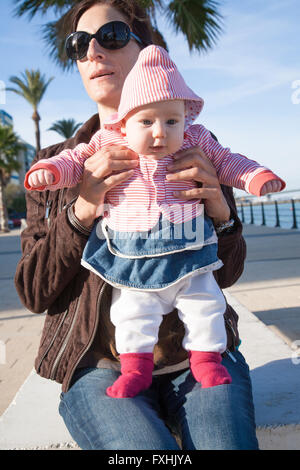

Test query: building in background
[0,110,13,127]
[10,139,36,188]
[0,109,35,191]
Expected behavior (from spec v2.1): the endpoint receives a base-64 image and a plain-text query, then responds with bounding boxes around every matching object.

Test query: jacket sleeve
[14,146,92,314]
[24,130,102,191]
[196,125,285,196]
[213,185,247,289]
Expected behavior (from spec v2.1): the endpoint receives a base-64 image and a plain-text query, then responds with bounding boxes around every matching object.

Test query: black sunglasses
[65,20,143,60]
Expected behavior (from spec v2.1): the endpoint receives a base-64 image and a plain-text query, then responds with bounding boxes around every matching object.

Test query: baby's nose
[152,122,166,138]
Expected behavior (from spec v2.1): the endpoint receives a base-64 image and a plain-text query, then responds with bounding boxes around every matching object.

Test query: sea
[235,189,300,231]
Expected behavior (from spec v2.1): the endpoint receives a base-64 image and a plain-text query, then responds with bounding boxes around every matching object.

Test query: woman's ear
[120,119,126,137]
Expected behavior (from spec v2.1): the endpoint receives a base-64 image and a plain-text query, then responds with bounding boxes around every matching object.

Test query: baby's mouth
[149,146,166,152]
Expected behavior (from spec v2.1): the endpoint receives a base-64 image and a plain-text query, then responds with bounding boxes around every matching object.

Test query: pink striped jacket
[24,124,284,232]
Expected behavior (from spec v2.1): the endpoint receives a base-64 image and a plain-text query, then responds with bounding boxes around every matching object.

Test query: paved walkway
[0,229,45,415]
[227,224,300,350]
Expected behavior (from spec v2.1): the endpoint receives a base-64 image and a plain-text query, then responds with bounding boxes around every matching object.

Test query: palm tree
[13,0,223,71]
[0,126,25,232]
[7,70,54,152]
[48,118,83,139]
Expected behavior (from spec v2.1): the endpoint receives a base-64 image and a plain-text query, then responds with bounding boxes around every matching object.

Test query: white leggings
[110,271,227,354]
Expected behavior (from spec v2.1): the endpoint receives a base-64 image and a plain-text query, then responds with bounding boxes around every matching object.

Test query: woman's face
[76,3,142,110]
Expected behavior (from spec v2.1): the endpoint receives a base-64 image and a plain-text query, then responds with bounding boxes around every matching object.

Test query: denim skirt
[81,214,223,291]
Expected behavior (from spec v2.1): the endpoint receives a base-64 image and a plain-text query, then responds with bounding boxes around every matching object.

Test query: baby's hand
[28,169,54,188]
[260,179,282,196]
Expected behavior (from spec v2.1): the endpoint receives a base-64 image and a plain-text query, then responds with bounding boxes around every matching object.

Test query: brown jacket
[15,114,246,393]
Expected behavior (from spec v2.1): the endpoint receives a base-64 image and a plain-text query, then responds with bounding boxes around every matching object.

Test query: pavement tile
[228,224,300,350]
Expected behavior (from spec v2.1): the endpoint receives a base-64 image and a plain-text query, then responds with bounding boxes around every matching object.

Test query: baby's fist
[28,169,54,188]
[260,180,282,196]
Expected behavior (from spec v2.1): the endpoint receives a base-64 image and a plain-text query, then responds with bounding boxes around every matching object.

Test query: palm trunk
[0,171,9,232]
[32,110,41,153]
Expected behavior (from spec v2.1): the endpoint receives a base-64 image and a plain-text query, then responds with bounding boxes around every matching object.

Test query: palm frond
[166,0,223,52]
[8,70,54,108]
[13,0,76,19]
[7,69,54,151]
[48,118,82,138]
[0,126,25,173]
[41,15,75,71]
[140,0,163,23]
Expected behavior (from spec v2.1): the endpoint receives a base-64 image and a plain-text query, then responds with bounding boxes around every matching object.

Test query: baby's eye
[141,119,152,126]
[167,119,177,125]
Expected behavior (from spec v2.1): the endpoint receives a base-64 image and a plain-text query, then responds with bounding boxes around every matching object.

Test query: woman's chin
[90,83,121,108]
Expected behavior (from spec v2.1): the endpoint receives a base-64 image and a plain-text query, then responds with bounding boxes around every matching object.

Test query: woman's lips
[90,72,114,80]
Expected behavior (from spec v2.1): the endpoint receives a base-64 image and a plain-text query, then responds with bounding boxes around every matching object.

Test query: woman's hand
[166,146,231,225]
[74,145,139,228]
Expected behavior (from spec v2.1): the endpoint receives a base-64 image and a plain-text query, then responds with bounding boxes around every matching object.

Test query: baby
[25,46,284,398]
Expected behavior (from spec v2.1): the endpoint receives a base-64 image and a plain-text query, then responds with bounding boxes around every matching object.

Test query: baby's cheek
[169,135,184,154]
[127,135,148,154]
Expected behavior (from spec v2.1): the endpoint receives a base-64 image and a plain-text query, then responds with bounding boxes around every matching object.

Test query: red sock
[106,352,154,398]
[189,351,232,388]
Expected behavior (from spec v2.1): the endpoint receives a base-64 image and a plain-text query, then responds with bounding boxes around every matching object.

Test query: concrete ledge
[0,292,299,450]
[256,425,300,451]
[0,369,76,450]
[225,291,300,450]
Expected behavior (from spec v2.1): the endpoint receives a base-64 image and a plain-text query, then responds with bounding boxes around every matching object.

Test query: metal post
[261,202,266,225]
[274,200,280,227]
[240,203,245,223]
[249,202,254,224]
[291,199,298,229]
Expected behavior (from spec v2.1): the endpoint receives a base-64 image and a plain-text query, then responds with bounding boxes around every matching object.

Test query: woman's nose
[86,37,106,61]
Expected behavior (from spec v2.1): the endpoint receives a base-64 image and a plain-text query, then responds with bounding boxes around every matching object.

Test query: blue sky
[1,0,300,194]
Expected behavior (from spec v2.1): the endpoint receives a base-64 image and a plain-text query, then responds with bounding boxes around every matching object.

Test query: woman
[15,0,259,450]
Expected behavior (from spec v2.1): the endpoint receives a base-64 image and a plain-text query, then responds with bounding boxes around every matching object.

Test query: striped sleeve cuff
[24,162,61,191]
[248,170,286,196]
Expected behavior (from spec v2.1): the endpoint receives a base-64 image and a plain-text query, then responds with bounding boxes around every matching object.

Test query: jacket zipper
[36,308,70,374]
[41,189,84,378]
[225,316,237,341]
[38,189,71,373]
[50,296,81,380]
[45,187,66,228]
[45,198,52,228]
[225,317,238,362]
[58,187,66,213]
[64,282,107,390]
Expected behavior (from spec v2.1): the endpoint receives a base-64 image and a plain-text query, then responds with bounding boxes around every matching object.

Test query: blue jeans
[59,351,259,450]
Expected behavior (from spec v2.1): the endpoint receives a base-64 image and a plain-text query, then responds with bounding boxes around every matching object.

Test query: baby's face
[123,100,185,159]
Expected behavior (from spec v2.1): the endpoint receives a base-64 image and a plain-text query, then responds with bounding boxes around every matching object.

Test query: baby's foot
[194,363,232,388]
[106,352,154,398]
[189,351,232,388]
[106,372,152,398]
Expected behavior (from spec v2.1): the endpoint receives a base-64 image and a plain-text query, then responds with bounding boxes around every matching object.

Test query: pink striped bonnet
[104,45,204,130]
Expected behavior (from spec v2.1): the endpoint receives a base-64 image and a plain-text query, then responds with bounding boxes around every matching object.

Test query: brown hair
[65,0,154,49]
